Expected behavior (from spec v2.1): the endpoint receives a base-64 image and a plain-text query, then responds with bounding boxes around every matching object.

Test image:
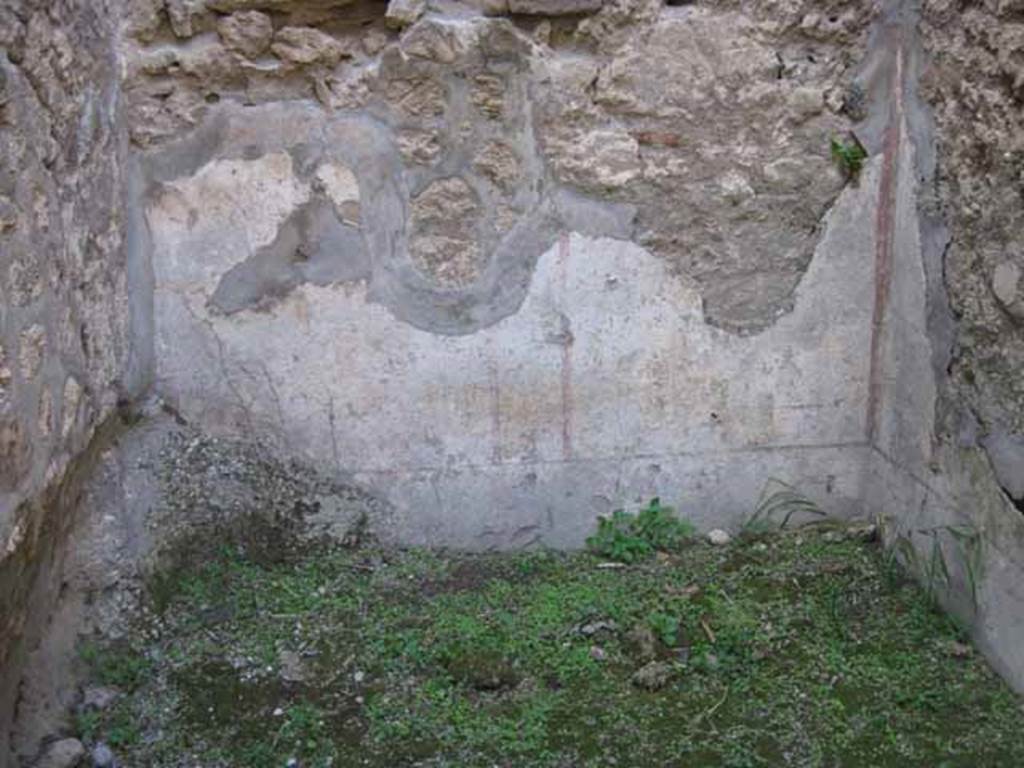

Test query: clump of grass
[744,478,827,534]
[78,641,152,691]
[648,612,681,647]
[881,516,986,611]
[586,497,695,563]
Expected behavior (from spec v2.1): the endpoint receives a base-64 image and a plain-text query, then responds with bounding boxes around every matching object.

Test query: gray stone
[165,0,208,39]
[81,686,120,712]
[90,743,115,768]
[278,650,305,683]
[271,27,349,68]
[385,0,427,29]
[631,661,674,691]
[216,11,273,59]
[208,0,356,10]
[508,0,604,14]
[35,739,85,768]
[993,261,1021,310]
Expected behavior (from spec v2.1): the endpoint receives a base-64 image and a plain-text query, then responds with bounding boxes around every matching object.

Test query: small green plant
[744,478,827,533]
[830,135,868,179]
[75,710,101,742]
[880,517,985,611]
[587,510,653,563]
[586,498,694,563]
[648,612,680,647]
[79,642,152,691]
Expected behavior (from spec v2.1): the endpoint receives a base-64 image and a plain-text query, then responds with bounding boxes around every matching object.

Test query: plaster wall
[132,1,883,548]
[142,103,883,547]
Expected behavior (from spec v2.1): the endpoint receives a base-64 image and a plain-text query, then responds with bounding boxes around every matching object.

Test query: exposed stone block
[217,11,274,59]
[271,26,350,67]
[386,0,427,29]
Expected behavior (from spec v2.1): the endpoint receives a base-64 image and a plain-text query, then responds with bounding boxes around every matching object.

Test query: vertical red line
[489,361,501,464]
[867,38,905,445]
[559,233,574,461]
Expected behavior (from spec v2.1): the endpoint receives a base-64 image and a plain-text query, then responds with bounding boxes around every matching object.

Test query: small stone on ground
[707,529,731,546]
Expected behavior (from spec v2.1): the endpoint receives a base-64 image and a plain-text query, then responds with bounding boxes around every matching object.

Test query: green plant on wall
[830,135,868,179]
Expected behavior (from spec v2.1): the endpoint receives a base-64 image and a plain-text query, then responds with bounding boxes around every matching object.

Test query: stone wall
[0,0,130,760]
[919,0,1024,513]
[126,0,882,549]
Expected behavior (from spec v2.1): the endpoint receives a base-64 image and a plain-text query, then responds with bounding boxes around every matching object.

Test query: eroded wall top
[124,0,875,334]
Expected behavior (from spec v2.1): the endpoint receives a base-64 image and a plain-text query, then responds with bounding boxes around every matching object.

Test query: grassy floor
[76,526,1024,767]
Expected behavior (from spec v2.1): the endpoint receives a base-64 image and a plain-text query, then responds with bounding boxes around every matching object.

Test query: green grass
[77,527,1024,767]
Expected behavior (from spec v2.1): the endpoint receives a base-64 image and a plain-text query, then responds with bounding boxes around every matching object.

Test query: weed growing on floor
[78,641,151,691]
[647,611,681,647]
[881,516,986,611]
[744,478,827,534]
[586,497,694,562]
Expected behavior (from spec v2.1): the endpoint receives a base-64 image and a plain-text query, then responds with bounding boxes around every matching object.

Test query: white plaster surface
[149,151,883,546]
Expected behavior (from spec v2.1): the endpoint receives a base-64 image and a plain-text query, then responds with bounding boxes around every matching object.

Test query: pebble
[91,743,116,768]
[707,529,731,546]
[631,661,674,691]
[81,685,120,712]
[589,645,607,662]
[579,619,618,637]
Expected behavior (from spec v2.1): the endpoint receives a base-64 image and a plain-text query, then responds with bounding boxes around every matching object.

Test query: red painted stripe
[559,233,574,461]
[866,37,905,445]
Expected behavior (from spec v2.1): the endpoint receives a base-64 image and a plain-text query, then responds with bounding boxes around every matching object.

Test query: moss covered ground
[76,525,1024,767]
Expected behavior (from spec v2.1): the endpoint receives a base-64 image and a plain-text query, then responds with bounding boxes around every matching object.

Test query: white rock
[707,529,731,546]
[993,261,1021,308]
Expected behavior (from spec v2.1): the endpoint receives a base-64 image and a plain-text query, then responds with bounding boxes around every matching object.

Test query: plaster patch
[315,163,361,224]
[147,152,309,291]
